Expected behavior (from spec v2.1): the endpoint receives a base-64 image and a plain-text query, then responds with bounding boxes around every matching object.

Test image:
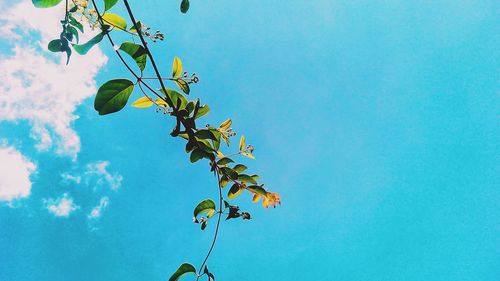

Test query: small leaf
[217,157,234,166]
[219,119,232,131]
[94,79,134,115]
[180,0,190,13]
[195,130,217,140]
[239,135,245,151]
[238,174,257,185]
[247,185,267,196]
[48,39,62,52]
[168,263,196,281]
[68,15,83,32]
[172,56,182,78]
[193,199,216,218]
[131,96,153,108]
[241,152,255,159]
[220,167,238,180]
[228,183,243,200]
[104,0,118,11]
[175,79,190,94]
[190,149,210,163]
[73,32,105,55]
[119,42,148,71]
[102,13,127,30]
[241,212,251,220]
[67,26,79,43]
[32,0,63,8]
[194,105,210,119]
[233,164,247,173]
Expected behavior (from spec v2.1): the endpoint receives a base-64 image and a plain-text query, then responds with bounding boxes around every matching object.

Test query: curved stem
[197,167,223,280]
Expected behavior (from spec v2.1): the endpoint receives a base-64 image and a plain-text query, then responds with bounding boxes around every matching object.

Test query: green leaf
[228,183,243,200]
[233,164,247,173]
[48,39,62,52]
[193,199,216,218]
[32,0,63,8]
[190,149,210,163]
[104,0,118,11]
[247,185,267,196]
[217,157,234,166]
[129,21,143,33]
[238,174,257,185]
[119,42,147,71]
[180,0,190,13]
[220,167,238,180]
[160,88,187,110]
[73,32,105,55]
[68,15,83,32]
[195,130,217,141]
[175,79,190,95]
[168,263,196,281]
[102,13,127,30]
[94,79,134,115]
[67,26,79,43]
[194,104,210,119]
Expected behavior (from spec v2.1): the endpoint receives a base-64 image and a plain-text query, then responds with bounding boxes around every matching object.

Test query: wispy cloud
[88,197,109,220]
[44,193,79,217]
[0,1,107,159]
[85,161,123,191]
[0,142,36,203]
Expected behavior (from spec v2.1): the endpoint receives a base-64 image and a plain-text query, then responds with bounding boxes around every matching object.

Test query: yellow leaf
[102,13,127,30]
[218,119,232,131]
[131,96,153,108]
[207,209,215,218]
[221,132,230,146]
[239,135,245,151]
[216,151,224,158]
[252,193,261,203]
[242,152,255,159]
[172,56,182,78]
[155,98,168,107]
[175,79,190,94]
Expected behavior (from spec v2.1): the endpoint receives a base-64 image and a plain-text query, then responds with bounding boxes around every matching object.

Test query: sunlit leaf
[233,164,247,173]
[239,135,245,151]
[168,263,196,281]
[217,157,234,166]
[104,0,118,11]
[216,151,224,158]
[252,193,261,203]
[155,98,168,107]
[102,13,127,30]
[172,56,182,78]
[160,88,187,109]
[195,105,210,119]
[32,0,63,8]
[241,152,255,159]
[220,167,238,180]
[228,183,243,200]
[247,185,267,196]
[193,199,216,218]
[119,42,147,71]
[131,96,153,108]
[219,119,231,131]
[94,79,134,115]
[175,79,190,94]
[238,174,257,185]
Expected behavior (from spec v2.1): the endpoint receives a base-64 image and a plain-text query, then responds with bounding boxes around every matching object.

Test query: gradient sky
[0,1,499,281]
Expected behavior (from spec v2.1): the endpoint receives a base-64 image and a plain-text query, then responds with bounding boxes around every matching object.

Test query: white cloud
[0,144,37,203]
[85,161,123,191]
[61,172,82,184]
[44,193,79,217]
[0,1,107,159]
[88,196,109,219]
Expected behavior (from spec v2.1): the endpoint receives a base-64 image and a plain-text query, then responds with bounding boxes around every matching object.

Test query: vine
[32,0,281,280]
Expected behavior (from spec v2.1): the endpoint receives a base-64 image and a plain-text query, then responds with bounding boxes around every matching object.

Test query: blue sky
[0,0,499,280]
